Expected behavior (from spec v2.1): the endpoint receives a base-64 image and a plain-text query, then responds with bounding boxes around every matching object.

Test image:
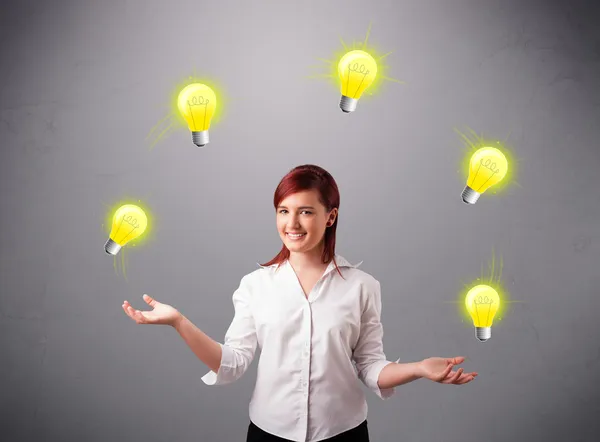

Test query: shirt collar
[256,254,363,270]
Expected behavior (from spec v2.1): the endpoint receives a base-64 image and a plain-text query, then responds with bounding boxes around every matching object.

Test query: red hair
[259,164,345,279]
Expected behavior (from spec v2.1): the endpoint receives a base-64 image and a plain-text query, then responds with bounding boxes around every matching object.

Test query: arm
[200,275,258,386]
[172,314,222,373]
[352,279,400,400]
[378,357,477,388]
[377,361,422,389]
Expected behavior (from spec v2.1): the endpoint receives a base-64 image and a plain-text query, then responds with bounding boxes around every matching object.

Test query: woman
[122,164,477,442]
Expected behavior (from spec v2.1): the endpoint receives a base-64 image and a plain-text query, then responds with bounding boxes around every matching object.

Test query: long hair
[259,164,344,279]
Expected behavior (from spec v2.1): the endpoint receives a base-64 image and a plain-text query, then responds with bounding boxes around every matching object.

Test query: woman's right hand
[122,294,182,327]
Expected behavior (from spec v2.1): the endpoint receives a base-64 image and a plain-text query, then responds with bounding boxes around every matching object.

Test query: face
[276,189,337,255]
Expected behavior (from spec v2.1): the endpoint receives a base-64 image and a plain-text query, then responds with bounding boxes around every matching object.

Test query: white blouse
[201,254,399,442]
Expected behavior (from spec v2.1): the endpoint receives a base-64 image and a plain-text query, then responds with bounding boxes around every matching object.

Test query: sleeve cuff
[201,343,235,386]
[368,357,401,400]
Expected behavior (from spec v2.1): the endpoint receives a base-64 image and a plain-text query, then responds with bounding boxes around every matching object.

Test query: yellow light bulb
[337,50,378,113]
[462,146,508,204]
[465,284,500,342]
[177,83,217,147]
[104,204,148,255]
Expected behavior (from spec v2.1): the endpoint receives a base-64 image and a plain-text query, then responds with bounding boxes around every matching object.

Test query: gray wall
[1,0,599,441]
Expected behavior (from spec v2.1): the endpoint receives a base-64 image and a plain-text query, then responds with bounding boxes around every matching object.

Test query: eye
[278,210,312,214]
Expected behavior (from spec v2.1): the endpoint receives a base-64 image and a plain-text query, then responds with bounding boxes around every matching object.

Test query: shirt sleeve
[201,274,258,386]
[352,279,399,400]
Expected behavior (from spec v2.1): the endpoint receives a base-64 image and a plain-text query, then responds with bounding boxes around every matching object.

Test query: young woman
[122,164,477,442]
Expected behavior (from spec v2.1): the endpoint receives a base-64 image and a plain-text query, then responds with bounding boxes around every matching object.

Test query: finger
[133,307,149,324]
[455,373,475,385]
[123,303,136,320]
[443,368,463,384]
[450,367,464,382]
[124,305,136,321]
[437,363,454,381]
[460,372,478,380]
[143,294,157,307]
[459,375,475,384]
[448,356,465,365]
[127,305,147,324]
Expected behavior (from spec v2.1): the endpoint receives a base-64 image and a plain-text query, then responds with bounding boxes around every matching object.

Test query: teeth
[287,233,306,238]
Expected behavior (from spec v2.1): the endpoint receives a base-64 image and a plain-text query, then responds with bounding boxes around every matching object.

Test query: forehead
[279,189,322,207]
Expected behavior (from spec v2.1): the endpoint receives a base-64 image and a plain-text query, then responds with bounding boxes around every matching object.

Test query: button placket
[301,301,312,413]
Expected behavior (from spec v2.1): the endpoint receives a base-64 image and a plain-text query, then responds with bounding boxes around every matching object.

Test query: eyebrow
[277,205,315,210]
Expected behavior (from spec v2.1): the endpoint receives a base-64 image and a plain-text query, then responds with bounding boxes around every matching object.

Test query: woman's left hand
[417,356,478,385]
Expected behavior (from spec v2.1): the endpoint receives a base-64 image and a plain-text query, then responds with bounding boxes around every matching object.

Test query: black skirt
[246,420,369,442]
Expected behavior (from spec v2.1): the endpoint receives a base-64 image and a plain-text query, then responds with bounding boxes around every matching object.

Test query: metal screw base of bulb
[192,130,209,147]
[339,95,358,113]
[104,238,121,255]
[461,186,481,204]
[475,327,491,342]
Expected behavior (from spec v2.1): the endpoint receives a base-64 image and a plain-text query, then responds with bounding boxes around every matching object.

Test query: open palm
[418,356,478,385]
[122,294,181,326]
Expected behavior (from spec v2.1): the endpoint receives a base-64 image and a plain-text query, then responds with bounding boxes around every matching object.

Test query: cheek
[307,222,324,233]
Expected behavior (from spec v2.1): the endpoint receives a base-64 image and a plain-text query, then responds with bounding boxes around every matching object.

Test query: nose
[288,214,301,228]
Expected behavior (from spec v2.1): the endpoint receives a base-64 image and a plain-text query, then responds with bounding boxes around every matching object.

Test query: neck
[288,244,330,272]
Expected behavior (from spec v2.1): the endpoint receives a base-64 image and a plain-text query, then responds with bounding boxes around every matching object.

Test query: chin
[284,240,310,251]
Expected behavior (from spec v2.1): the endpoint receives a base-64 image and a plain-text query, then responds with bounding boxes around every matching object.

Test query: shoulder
[238,264,279,287]
[340,266,380,292]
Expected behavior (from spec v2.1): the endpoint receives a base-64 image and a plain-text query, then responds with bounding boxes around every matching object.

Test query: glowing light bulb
[462,146,508,204]
[337,50,378,113]
[465,284,500,342]
[177,83,217,147]
[104,204,148,255]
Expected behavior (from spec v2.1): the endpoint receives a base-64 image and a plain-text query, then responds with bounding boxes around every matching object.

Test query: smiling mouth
[286,233,307,240]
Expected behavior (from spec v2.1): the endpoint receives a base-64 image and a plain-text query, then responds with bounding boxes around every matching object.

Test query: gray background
[1,0,599,441]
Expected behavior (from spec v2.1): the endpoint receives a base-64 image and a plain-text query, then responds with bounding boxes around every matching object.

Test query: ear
[327,208,338,226]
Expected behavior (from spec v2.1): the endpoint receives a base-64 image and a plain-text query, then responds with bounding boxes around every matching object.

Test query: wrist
[171,312,185,329]
[414,360,425,378]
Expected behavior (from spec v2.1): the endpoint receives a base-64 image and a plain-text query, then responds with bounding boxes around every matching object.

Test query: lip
[286,233,307,240]
[286,232,306,234]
